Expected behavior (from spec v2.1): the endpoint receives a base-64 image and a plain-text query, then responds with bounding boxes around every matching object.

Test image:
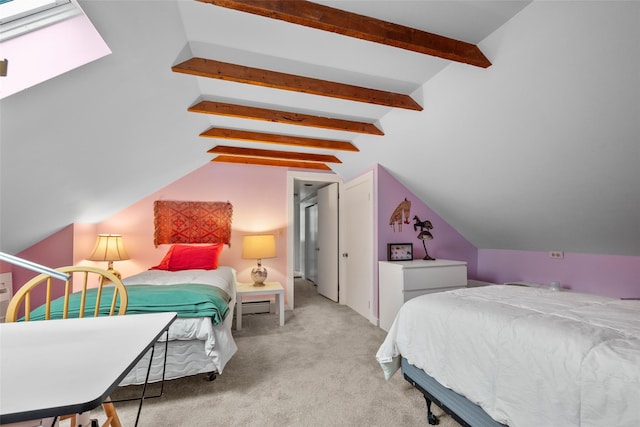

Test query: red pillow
[150,245,176,270]
[150,244,224,271]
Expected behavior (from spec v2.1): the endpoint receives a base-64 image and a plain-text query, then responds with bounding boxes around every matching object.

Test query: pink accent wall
[478,249,640,298]
[7,163,289,306]
[89,162,289,301]
[377,165,478,274]
[8,224,76,311]
[13,224,74,290]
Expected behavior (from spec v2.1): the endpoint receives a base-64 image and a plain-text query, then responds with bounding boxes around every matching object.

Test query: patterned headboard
[153,200,233,247]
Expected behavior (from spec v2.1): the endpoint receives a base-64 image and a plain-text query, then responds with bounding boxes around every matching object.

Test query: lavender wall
[377,165,478,276]
[376,164,640,299]
[478,249,640,298]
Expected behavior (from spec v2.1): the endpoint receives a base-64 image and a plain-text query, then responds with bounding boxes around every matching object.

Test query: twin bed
[24,260,239,386]
[377,285,640,426]
[118,266,238,386]
[117,199,238,385]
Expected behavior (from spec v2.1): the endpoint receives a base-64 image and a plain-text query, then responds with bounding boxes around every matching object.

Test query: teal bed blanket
[27,284,231,325]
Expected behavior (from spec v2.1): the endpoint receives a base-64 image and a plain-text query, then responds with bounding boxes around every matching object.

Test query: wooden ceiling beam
[200,127,359,152]
[197,0,491,68]
[208,145,341,163]
[211,155,332,170]
[173,58,422,111]
[188,100,383,135]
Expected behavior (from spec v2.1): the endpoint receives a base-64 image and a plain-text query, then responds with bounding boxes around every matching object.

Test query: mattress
[377,285,640,426]
[119,267,238,386]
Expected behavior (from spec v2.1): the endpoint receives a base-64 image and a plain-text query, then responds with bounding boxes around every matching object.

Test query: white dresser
[378,259,467,331]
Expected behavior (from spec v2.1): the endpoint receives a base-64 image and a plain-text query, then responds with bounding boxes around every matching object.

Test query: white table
[0,312,177,425]
[235,281,284,330]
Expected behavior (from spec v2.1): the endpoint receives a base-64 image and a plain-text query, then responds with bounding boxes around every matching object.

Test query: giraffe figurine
[389,198,411,231]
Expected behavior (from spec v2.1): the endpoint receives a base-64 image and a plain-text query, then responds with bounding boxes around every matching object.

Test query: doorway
[303,202,318,284]
[286,172,342,310]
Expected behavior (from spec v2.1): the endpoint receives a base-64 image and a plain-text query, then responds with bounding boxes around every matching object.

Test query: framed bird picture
[387,243,413,261]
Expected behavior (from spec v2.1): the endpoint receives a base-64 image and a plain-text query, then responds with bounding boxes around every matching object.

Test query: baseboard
[240,300,271,314]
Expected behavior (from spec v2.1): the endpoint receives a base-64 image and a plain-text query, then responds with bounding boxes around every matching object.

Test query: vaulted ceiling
[172,0,491,170]
[1,0,639,257]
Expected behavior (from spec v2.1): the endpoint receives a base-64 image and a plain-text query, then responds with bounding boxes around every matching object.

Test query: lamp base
[103,261,122,284]
[102,268,121,284]
[251,265,268,287]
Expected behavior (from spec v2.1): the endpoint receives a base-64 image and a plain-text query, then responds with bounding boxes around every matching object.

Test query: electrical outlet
[549,251,564,259]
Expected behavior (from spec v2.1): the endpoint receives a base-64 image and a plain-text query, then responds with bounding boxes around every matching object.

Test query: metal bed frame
[401,358,506,427]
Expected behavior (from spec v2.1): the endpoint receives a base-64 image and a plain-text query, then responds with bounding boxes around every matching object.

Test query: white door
[317,183,339,301]
[343,172,374,321]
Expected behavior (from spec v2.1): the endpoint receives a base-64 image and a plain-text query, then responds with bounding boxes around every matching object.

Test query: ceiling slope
[196,0,491,67]
[4,1,638,258]
[182,1,490,170]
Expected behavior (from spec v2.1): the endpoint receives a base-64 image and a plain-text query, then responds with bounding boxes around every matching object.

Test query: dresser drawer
[403,286,465,302]
[403,265,467,291]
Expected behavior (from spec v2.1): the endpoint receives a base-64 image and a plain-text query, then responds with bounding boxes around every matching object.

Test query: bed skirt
[120,340,217,386]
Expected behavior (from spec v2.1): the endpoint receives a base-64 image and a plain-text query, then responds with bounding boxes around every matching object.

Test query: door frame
[286,171,344,310]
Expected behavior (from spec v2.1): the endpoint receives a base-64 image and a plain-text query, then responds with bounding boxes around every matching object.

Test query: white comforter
[376,285,640,427]
[122,267,237,366]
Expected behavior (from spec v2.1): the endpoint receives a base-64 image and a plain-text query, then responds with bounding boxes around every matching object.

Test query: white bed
[118,267,238,386]
[377,285,640,426]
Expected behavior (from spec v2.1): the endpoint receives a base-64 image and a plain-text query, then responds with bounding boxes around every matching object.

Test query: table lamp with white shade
[87,234,130,280]
[242,234,276,286]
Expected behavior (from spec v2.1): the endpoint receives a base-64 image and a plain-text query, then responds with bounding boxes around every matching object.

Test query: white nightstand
[235,281,284,331]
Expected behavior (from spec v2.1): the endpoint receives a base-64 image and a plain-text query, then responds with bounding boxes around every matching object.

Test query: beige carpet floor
[86,279,461,426]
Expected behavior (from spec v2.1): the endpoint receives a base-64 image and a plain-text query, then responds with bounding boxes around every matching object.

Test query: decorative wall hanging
[387,243,413,261]
[413,215,435,260]
[154,200,233,247]
[389,198,411,232]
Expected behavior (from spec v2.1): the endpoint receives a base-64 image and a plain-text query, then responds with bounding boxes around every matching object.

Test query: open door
[343,172,374,321]
[317,183,339,301]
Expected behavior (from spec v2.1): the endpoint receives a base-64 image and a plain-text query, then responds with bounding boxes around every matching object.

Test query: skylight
[0,0,80,41]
